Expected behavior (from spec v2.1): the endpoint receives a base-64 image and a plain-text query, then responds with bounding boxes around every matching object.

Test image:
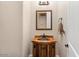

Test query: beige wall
[57,1,79,57]
[0,1,23,57]
[67,2,79,56]
[56,2,69,57]
[0,1,35,57]
[22,1,32,57]
[31,1,58,39]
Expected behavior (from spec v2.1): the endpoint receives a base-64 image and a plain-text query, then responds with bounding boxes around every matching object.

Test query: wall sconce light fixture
[39,1,49,5]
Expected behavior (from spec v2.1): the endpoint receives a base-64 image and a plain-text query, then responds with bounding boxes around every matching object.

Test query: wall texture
[0,1,23,57]
[22,1,32,57]
[31,1,58,37]
[67,1,79,56]
[56,2,69,57]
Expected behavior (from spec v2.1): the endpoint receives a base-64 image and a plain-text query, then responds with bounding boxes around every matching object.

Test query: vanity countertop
[32,35,56,44]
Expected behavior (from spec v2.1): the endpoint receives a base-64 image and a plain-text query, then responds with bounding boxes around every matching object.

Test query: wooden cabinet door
[49,44,55,57]
[33,44,39,57]
[39,44,47,57]
[33,44,36,57]
[33,43,55,57]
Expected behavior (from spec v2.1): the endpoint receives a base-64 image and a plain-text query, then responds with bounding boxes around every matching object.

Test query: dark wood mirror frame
[36,10,52,30]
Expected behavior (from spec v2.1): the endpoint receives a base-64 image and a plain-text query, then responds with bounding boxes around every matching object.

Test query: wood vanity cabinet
[32,35,56,57]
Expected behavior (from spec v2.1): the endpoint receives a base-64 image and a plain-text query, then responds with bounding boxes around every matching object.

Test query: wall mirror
[36,10,52,30]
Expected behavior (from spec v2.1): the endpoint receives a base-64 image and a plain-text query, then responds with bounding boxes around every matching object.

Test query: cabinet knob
[65,44,69,48]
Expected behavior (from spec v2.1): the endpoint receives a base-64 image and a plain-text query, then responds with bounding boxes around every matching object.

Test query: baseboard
[28,54,32,57]
[68,42,79,57]
[28,54,59,57]
[56,54,59,57]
